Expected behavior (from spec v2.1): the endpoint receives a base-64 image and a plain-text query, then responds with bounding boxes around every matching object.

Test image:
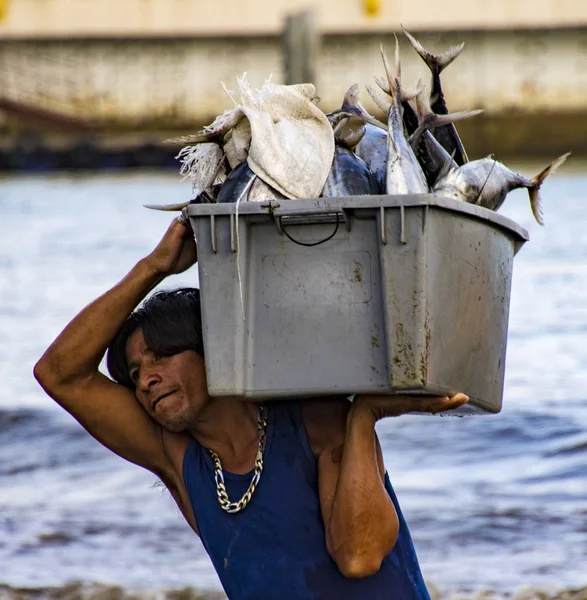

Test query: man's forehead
[125,329,151,363]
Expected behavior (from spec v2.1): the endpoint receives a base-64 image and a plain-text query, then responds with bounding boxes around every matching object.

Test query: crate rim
[186,194,530,243]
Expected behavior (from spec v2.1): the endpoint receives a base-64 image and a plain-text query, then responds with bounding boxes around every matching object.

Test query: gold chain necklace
[207,404,267,514]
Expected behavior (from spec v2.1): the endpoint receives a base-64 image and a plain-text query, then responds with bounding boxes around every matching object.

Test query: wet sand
[0,582,585,600]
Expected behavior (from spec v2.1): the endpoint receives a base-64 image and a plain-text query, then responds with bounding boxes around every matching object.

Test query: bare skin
[34,217,469,579]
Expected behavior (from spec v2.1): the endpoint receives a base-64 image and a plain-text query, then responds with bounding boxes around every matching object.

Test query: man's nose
[138,368,161,392]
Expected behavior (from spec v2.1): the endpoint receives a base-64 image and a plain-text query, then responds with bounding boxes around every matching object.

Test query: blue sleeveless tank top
[182,401,430,600]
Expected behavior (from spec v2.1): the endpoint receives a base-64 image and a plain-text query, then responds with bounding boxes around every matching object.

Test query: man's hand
[353,393,469,422]
[144,217,197,277]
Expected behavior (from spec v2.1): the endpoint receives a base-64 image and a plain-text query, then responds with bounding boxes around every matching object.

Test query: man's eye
[130,370,139,382]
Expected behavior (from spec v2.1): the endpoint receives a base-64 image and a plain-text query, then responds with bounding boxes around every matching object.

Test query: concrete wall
[1,0,587,38]
[1,28,585,124]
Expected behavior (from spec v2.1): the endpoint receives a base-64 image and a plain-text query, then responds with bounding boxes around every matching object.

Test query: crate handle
[278,213,341,247]
[272,208,352,231]
[379,204,407,245]
[210,214,217,253]
[400,203,407,244]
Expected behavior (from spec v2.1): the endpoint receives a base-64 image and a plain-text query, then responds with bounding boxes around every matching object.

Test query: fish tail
[380,35,410,110]
[341,84,388,131]
[402,28,465,76]
[341,84,361,111]
[379,44,399,102]
[367,82,393,115]
[528,152,571,226]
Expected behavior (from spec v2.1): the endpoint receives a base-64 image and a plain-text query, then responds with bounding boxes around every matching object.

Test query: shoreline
[1,110,586,173]
[1,581,586,600]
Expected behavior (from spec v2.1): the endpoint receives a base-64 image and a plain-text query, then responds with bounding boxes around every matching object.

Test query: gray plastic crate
[187,195,528,414]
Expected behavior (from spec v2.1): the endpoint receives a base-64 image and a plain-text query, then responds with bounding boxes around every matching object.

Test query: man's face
[125,328,209,432]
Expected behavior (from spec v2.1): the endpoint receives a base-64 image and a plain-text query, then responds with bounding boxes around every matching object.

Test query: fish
[371,65,480,190]
[321,146,380,197]
[325,109,363,149]
[408,85,482,187]
[355,124,388,193]
[433,153,571,225]
[378,41,429,195]
[216,161,258,203]
[331,85,388,193]
[373,75,419,135]
[403,28,470,165]
[322,102,379,197]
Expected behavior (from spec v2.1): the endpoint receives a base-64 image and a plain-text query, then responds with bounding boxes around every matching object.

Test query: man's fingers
[429,393,469,414]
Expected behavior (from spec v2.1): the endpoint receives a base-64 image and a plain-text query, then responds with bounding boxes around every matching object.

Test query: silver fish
[333,85,387,193]
[217,161,257,203]
[355,124,388,194]
[326,108,366,151]
[322,146,380,197]
[433,153,570,225]
[379,42,428,195]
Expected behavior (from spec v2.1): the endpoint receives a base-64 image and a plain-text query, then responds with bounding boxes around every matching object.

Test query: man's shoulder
[299,395,352,419]
[298,396,351,456]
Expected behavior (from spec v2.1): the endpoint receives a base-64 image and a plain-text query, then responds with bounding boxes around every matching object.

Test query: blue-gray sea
[0,163,586,598]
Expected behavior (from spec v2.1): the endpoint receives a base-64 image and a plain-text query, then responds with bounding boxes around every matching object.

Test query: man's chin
[155,413,188,433]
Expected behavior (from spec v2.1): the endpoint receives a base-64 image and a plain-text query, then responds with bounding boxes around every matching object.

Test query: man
[34,217,468,600]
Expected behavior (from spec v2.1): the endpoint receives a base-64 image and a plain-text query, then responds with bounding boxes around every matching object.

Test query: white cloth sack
[170,76,335,200]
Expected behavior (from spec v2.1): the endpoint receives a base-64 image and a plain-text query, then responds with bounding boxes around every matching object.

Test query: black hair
[106,287,204,390]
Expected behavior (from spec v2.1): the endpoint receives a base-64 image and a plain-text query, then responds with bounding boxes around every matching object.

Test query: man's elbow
[33,354,73,398]
[33,355,52,387]
[331,525,399,579]
[335,550,385,579]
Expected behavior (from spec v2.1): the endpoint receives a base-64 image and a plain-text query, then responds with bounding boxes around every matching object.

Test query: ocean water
[0,163,586,597]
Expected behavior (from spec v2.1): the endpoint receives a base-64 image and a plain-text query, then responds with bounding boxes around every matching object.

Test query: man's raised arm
[33,218,196,476]
[309,393,468,579]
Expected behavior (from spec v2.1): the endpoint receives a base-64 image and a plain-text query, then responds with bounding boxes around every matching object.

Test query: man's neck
[188,397,261,469]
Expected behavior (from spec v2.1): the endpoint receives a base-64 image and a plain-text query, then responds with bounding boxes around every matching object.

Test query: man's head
[107,288,208,431]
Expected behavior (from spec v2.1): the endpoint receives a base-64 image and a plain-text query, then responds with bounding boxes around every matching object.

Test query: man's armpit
[331,445,343,464]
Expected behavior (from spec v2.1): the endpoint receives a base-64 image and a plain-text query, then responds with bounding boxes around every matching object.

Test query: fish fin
[143,201,191,211]
[419,108,484,131]
[435,149,457,183]
[366,83,392,116]
[528,152,571,226]
[402,28,465,76]
[411,86,482,144]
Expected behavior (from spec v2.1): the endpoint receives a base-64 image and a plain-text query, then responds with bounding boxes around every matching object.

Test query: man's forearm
[325,403,399,576]
[35,258,164,387]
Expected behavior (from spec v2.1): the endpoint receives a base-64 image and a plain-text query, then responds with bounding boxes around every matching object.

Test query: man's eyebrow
[127,348,152,372]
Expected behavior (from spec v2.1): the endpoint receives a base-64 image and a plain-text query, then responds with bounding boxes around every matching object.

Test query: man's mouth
[153,390,175,411]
